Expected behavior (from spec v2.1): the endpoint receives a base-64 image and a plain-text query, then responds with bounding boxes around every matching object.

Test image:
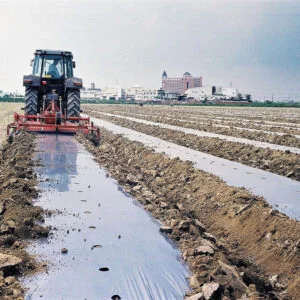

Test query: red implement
[7,101,100,144]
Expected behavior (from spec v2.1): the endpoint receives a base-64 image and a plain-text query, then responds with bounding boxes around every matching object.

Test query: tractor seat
[47,71,61,78]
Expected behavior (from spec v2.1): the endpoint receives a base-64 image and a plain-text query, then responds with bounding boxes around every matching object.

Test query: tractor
[23,49,82,117]
[7,49,100,144]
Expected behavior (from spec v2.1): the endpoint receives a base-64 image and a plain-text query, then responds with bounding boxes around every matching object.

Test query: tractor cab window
[42,55,64,78]
[33,55,43,76]
[65,57,73,78]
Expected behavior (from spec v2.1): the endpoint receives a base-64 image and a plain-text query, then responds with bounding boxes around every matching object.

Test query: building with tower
[162,71,202,95]
[81,83,102,99]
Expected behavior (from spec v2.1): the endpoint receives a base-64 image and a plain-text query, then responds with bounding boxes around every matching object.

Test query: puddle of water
[22,134,190,300]
[92,118,300,220]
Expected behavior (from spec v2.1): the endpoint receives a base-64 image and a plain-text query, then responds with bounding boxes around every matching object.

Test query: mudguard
[23,75,41,87]
[65,77,83,89]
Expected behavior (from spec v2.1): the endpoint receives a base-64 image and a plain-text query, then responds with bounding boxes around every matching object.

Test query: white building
[81,83,102,100]
[135,89,158,102]
[185,86,239,101]
[215,86,238,98]
[124,84,146,100]
[81,90,102,100]
[124,85,159,102]
[100,86,124,100]
[186,86,212,100]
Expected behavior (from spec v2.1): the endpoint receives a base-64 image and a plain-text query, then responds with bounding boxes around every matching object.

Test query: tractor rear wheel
[24,87,38,115]
[67,89,80,117]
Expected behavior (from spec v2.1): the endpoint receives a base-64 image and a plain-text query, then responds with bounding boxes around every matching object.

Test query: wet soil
[77,129,300,299]
[0,133,48,299]
[86,111,300,181]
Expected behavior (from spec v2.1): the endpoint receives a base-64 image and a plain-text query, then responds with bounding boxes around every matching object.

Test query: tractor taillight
[42,81,47,85]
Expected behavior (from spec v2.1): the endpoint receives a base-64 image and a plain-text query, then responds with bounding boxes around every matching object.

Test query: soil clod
[91,245,102,250]
[61,248,68,254]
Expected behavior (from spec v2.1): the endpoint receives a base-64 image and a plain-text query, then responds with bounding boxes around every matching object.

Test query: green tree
[157,88,165,100]
[237,93,243,101]
[245,94,252,101]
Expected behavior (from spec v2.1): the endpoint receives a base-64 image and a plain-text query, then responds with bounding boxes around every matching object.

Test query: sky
[0,0,300,101]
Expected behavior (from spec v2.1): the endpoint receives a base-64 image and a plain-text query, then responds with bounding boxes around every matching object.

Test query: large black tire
[24,87,38,115]
[67,89,80,117]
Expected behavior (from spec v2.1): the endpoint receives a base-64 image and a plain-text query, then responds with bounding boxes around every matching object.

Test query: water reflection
[36,134,78,192]
[24,134,191,299]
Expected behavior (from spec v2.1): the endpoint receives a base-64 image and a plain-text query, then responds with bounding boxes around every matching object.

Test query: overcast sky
[0,0,299,101]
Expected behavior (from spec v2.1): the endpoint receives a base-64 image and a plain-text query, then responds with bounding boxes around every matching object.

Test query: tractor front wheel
[24,87,38,115]
[67,89,80,117]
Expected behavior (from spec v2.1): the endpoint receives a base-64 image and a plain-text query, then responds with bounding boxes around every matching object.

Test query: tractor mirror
[72,61,76,68]
[30,59,34,67]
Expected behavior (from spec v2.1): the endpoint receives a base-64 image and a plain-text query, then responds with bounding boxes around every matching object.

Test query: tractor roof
[35,49,73,57]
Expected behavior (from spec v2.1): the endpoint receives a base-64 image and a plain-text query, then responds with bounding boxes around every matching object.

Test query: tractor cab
[23,49,82,117]
[32,50,74,80]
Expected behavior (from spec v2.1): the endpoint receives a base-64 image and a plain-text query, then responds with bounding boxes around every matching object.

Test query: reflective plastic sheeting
[23,134,190,300]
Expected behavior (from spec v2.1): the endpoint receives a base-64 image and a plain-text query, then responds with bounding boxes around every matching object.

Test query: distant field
[84,104,300,181]
[0,102,22,141]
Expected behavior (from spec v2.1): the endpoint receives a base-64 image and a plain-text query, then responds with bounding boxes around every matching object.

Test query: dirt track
[78,129,300,299]
[0,133,47,299]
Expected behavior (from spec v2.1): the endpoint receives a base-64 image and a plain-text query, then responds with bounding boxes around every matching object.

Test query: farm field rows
[92,110,300,143]
[87,105,300,144]
[82,104,300,298]
[150,106,300,123]
[0,103,299,299]
[94,106,300,132]
[84,105,300,181]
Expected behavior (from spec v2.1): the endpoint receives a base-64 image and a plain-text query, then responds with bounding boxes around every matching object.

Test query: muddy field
[0,103,299,299]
